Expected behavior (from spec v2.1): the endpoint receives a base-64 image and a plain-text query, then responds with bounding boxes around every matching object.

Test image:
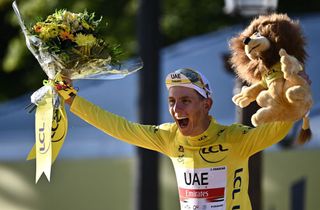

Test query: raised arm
[70,96,174,154]
[227,121,293,157]
[54,80,173,155]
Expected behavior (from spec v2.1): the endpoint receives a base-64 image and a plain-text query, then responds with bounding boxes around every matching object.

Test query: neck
[191,116,211,137]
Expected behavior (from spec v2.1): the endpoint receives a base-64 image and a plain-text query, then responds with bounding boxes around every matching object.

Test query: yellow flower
[75,33,96,46]
[39,26,51,40]
[63,11,77,22]
[39,24,59,40]
[58,24,70,33]
[49,28,59,37]
[81,20,92,30]
[47,24,59,36]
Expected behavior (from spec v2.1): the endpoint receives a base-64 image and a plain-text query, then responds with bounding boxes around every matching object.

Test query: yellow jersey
[70,96,293,210]
[260,62,283,88]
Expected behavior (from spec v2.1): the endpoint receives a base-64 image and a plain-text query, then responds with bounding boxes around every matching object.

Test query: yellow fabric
[261,62,283,88]
[70,96,293,210]
[55,83,78,100]
[34,90,53,183]
[54,73,78,100]
[27,102,68,164]
[28,73,71,183]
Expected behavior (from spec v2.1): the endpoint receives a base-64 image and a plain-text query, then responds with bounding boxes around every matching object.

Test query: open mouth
[176,117,189,128]
[249,44,260,54]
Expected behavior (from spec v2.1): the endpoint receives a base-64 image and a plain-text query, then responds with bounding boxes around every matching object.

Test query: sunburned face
[168,86,212,137]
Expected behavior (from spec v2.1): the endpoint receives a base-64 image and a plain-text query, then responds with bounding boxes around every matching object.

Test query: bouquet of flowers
[12,1,142,183]
[31,9,120,76]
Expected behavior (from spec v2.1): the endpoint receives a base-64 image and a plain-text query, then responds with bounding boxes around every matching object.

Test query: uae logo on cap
[171,73,181,80]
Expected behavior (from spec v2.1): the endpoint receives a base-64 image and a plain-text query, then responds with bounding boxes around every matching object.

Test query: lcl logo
[38,122,51,154]
[199,144,229,163]
[51,109,66,142]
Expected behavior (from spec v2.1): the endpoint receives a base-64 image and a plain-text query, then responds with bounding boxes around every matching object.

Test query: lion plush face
[243,32,271,60]
[229,13,307,84]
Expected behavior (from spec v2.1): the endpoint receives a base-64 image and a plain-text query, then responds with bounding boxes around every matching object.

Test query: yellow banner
[28,75,69,183]
[51,101,68,162]
[35,90,53,183]
[27,101,68,163]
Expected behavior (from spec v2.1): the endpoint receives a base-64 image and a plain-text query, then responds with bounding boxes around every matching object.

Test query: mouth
[176,116,189,128]
[249,44,260,54]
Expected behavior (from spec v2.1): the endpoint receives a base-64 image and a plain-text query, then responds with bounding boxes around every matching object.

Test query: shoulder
[222,123,254,138]
[229,123,253,131]
[158,122,177,131]
[226,121,293,141]
[155,122,179,137]
[207,121,250,139]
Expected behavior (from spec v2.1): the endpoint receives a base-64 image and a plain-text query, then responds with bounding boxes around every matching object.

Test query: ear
[203,98,213,112]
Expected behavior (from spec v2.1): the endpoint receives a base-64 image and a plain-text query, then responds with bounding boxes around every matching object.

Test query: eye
[168,99,175,107]
[182,99,191,104]
[253,31,261,37]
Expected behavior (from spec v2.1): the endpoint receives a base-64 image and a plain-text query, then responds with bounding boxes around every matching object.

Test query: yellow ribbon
[34,89,53,182]
[27,102,68,164]
[27,74,68,183]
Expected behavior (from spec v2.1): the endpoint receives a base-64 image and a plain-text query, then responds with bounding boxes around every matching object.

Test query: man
[57,68,293,210]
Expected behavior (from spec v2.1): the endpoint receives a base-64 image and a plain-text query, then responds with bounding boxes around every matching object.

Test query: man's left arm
[228,121,294,157]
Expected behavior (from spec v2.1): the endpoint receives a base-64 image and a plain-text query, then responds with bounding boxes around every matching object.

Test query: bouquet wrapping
[13,1,142,182]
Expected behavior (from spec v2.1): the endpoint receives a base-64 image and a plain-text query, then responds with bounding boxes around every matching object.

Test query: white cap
[165,68,212,98]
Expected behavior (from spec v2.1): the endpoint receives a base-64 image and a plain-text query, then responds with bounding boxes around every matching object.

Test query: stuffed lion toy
[229,13,313,144]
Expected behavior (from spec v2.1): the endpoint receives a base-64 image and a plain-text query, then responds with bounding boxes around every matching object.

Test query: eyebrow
[168,96,192,100]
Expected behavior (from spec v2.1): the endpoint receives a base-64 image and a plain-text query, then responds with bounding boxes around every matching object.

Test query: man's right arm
[54,80,174,155]
[69,95,173,155]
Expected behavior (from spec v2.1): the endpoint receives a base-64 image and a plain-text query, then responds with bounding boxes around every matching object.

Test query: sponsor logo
[176,167,227,209]
[199,144,229,163]
[184,171,209,186]
[38,122,51,154]
[236,124,253,135]
[179,145,185,152]
[198,135,208,141]
[217,129,225,137]
[171,73,181,79]
[151,125,159,133]
[178,145,185,163]
[232,168,243,209]
[51,109,65,142]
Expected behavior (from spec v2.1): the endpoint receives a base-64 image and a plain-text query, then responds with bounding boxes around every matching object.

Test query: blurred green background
[1,151,320,210]
[1,0,320,102]
[0,157,181,210]
[1,0,320,210]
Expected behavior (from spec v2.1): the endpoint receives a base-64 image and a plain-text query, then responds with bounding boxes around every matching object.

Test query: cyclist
[57,68,293,210]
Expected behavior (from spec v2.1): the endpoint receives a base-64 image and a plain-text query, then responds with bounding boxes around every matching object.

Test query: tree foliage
[0,0,137,101]
[0,0,319,101]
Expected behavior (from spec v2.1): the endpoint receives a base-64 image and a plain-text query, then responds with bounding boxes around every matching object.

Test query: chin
[178,127,193,136]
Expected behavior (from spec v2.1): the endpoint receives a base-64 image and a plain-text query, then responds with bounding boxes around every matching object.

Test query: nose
[243,37,251,45]
[172,101,183,113]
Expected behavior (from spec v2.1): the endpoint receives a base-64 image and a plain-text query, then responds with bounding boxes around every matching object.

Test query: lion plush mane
[229,13,313,144]
[230,13,306,84]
